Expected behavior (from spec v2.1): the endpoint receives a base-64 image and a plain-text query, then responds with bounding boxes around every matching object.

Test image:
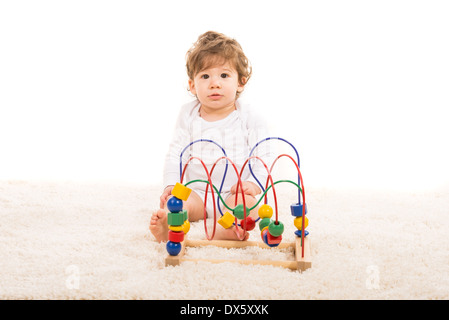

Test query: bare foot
[149,209,169,242]
[212,225,250,241]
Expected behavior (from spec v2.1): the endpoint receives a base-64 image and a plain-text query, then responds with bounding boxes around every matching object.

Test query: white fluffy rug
[1,180,448,299]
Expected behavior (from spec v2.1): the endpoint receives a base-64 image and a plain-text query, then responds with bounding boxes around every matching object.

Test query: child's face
[188,62,244,113]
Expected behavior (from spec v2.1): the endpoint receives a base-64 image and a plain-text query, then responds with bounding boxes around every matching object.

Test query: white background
[1,0,448,191]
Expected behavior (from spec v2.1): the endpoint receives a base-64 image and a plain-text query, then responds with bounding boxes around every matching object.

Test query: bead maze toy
[164,137,311,271]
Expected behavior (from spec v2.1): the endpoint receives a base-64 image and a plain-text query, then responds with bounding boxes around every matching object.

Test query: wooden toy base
[165,236,311,271]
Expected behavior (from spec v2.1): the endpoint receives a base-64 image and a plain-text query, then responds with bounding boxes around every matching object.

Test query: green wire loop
[184,179,302,212]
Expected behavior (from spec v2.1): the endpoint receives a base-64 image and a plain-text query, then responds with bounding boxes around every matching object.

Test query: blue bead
[294,229,309,237]
[166,241,182,256]
[290,203,307,217]
[167,196,183,213]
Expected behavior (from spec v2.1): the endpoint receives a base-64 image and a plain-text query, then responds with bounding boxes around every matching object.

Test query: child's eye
[220,73,229,78]
[200,74,209,79]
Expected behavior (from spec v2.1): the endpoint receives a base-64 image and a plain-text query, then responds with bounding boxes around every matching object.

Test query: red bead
[266,232,282,245]
[240,216,256,231]
[168,230,184,242]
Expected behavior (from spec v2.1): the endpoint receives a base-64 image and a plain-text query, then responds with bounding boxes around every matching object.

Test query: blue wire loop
[179,137,302,219]
[248,137,302,205]
[179,139,228,216]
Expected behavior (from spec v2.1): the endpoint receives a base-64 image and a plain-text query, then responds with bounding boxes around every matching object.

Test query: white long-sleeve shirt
[163,99,272,194]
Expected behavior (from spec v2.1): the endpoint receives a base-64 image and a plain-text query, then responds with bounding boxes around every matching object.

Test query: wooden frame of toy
[163,137,311,272]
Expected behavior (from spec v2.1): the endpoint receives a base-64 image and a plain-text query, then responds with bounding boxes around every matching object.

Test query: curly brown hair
[186,31,252,97]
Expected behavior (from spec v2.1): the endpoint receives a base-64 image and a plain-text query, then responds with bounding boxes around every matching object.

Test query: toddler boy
[150,31,270,242]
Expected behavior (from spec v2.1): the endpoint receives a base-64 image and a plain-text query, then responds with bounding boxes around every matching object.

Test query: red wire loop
[180,156,217,240]
[270,154,306,257]
[237,156,279,223]
[208,156,247,240]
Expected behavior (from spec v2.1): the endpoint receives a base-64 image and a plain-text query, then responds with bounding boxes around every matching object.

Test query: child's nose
[209,76,221,88]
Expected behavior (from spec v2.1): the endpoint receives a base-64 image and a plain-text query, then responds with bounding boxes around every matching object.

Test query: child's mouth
[209,94,222,100]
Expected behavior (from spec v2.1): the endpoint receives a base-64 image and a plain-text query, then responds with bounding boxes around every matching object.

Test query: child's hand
[230,181,261,197]
[160,185,174,209]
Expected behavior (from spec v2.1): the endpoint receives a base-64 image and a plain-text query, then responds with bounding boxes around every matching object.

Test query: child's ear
[237,77,247,93]
[188,79,196,95]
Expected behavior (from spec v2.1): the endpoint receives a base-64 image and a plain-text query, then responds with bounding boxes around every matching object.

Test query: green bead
[259,218,272,231]
[167,212,185,226]
[268,220,284,237]
[182,209,188,221]
[233,204,250,220]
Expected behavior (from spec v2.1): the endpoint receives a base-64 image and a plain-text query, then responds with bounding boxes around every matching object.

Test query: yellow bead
[168,225,183,232]
[181,220,190,234]
[294,216,309,230]
[258,204,273,219]
[217,211,235,229]
[171,182,192,201]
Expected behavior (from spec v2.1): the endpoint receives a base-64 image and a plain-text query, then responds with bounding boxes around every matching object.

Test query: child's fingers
[159,193,169,209]
[160,186,174,207]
